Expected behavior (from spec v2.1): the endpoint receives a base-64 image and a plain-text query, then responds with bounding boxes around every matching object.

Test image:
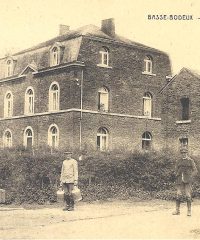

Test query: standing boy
[60,152,78,211]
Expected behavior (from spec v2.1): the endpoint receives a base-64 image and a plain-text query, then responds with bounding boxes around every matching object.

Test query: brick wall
[161,68,200,156]
[0,36,172,152]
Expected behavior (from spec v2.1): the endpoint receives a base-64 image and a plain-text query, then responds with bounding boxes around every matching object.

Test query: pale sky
[0,0,200,74]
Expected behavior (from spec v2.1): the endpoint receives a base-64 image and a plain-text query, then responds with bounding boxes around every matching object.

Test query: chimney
[101,18,115,37]
[59,24,70,36]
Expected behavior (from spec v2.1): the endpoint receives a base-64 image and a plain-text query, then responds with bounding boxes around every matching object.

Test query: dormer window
[5,59,14,77]
[99,47,109,67]
[50,47,60,66]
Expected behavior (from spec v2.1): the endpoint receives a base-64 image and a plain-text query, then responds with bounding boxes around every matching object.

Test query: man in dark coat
[172,148,198,216]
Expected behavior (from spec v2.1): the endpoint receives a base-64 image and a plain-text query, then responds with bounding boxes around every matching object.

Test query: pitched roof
[159,67,200,94]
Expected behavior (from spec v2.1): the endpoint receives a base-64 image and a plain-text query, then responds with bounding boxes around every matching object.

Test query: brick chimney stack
[59,25,70,36]
[101,18,115,37]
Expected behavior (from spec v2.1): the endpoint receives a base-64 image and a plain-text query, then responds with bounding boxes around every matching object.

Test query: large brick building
[0,18,177,154]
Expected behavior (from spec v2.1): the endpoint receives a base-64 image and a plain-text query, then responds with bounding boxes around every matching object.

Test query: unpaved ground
[1,199,200,239]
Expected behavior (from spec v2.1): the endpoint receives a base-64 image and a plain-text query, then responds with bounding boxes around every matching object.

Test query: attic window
[99,47,109,67]
[50,47,60,66]
[144,56,153,74]
[5,59,14,77]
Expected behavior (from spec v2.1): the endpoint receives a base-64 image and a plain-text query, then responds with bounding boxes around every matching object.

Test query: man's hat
[180,148,188,153]
[64,151,72,154]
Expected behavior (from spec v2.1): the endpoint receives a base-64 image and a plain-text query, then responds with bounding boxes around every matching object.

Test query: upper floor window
[4,91,13,118]
[144,56,153,74]
[3,129,12,148]
[99,47,109,66]
[143,92,152,117]
[49,82,60,111]
[142,131,152,150]
[50,47,60,66]
[180,97,190,120]
[5,59,14,77]
[24,127,34,149]
[25,87,34,115]
[48,124,59,148]
[98,87,109,112]
[97,127,109,151]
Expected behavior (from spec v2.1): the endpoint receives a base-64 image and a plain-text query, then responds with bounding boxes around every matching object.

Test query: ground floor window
[179,137,188,148]
[3,129,12,148]
[97,127,109,151]
[48,124,59,148]
[142,131,152,150]
[24,127,34,149]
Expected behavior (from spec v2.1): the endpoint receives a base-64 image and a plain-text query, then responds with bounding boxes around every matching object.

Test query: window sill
[98,109,109,113]
[50,63,59,68]
[97,64,112,69]
[176,120,191,124]
[48,110,60,113]
[143,115,152,118]
[24,113,34,116]
[142,71,156,76]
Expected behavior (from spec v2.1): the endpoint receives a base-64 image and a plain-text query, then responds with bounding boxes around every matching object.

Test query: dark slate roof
[0,24,167,80]
[14,24,165,56]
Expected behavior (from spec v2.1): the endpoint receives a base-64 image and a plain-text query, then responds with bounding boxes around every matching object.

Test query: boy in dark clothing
[172,148,198,216]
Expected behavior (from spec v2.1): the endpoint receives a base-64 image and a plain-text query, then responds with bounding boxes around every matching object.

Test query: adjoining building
[0,18,175,153]
[161,67,200,156]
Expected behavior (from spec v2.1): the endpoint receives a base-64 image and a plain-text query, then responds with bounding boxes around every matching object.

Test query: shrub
[0,147,200,204]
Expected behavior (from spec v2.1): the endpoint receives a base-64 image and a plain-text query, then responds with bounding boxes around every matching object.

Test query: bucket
[56,188,64,203]
[72,186,82,202]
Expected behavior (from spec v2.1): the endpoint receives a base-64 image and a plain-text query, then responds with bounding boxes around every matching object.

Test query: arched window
[25,87,34,115]
[97,127,109,151]
[24,127,34,149]
[98,87,109,112]
[143,92,152,117]
[3,129,12,148]
[144,56,153,73]
[5,59,13,77]
[99,47,109,66]
[49,82,60,111]
[50,47,59,66]
[142,131,152,150]
[48,124,59,148]
[4,91,13,118]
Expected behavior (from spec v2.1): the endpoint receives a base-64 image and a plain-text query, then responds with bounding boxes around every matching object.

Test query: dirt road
[1,199,200,239]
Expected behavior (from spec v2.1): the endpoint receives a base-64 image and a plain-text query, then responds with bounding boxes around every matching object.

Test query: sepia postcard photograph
[1,0,200,239]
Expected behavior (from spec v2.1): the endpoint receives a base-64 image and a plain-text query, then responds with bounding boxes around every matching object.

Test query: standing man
[60,152,78,211]
[172,148,198,216]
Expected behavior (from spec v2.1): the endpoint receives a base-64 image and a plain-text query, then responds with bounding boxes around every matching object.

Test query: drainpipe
[79,69,83,160]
